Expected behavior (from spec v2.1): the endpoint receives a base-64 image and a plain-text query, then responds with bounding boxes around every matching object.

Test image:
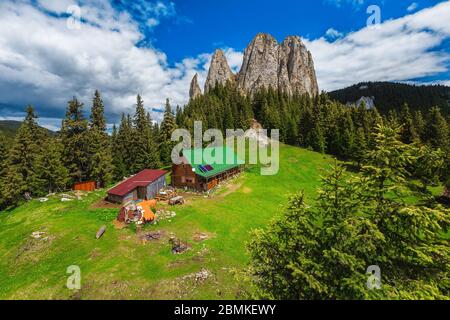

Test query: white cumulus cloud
[304,1,450,91]
[0,0,448,131]
[0,0,202,125]
[407,2,419,12]
[325,28,344,40]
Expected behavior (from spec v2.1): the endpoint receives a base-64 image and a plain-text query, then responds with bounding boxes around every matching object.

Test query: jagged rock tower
[204,49,236,93]
[189,33,319,100]
[189,73,202,100]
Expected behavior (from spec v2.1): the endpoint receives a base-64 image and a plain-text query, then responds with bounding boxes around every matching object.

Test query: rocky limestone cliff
[204,49,235,93]
[201,33,319,97]
[238,33,280,95]
[278,36,319,96]
[189,73,202,100]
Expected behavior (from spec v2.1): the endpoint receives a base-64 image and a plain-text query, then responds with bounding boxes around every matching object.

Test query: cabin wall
[107,194,123,204]
[124,190,137,203]
[172,164,244,192]
[107,189,136,204]
[172,164,198,189]
[146,175,167,199]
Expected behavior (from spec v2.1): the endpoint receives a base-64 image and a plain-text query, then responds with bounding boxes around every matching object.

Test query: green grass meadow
[0,144,335,299]
[0,143,446,300]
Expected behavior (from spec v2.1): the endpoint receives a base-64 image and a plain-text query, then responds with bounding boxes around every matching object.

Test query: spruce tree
[88,90,113,187]
[411,144,444,191]
[2,106,43,205]
[307,122,326,154]
[424,107,449,150]
[223,103,234,131]
[159,99,178,165]
[413,110,426,142]
[247,124,449,299]
[111,124,126,181]
[360,124,449,298]
[0,135,8,208]
[0,135,8,177]
[399,103,418,144]
[116,114,134,176]
[90,90,106,131]
[131,95,160,172]
[36,138,69,194]
[61,97,90,183]
[339,112,355,159]
[352,127,367,167]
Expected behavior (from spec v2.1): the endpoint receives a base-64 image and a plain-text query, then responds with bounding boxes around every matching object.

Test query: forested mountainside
[329,82,450,114]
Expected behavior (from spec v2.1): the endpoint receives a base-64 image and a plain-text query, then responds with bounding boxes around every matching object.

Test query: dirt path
[216,181,243,198]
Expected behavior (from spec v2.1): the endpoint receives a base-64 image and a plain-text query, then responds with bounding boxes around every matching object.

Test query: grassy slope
[0,144,334,300]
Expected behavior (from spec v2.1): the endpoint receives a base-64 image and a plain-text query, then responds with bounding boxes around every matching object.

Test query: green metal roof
[182,146,244,179]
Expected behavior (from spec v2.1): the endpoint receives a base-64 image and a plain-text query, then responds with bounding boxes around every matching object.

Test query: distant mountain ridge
[329,82,450,114]
[0,120,54,138]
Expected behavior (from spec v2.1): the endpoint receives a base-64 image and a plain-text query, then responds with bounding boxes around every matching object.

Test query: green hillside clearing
[0,144,334,299]
[0,143,445,299]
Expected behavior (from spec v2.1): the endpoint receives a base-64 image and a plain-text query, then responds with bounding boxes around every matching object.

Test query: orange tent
[138,200,157,222]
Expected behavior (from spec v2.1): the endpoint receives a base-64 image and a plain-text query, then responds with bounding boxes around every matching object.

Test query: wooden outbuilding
[107,169,167,204]
[171,146,244,192]
[73,181,96,192]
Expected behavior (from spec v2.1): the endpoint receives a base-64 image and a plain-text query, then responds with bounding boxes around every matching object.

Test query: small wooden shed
[107,169,167,204]
[73,181,96,192]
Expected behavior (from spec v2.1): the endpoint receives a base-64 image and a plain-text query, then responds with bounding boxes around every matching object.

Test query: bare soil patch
[14,233,55,267]
[138,230,168,243]
[218,182,243,198]
[90,198,121,209]
[158,268,216,299]
[112,220,127,230]
[192,232,214,242]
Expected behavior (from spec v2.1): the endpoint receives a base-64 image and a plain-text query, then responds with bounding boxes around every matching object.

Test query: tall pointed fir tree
[413,110,426,142]
[0,135,8,177]
[159,98,178,165]
[1,106,44,206]
[352,127,367,167]
[424,107,449,151]
[399,103,418,144]
[0,135,8,208]
[88,90,113,187]
[61,97,90,184]
[114,114,134,178]
[111,123,126,181]
[131,95,160,173]
[36,138,69,194]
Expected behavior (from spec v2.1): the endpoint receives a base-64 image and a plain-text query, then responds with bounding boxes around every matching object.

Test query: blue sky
[0,0,448,130]
[149,0,446,63]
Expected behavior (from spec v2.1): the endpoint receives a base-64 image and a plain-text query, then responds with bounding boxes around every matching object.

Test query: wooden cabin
[107,169,167,204]
[172,146,244,192]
